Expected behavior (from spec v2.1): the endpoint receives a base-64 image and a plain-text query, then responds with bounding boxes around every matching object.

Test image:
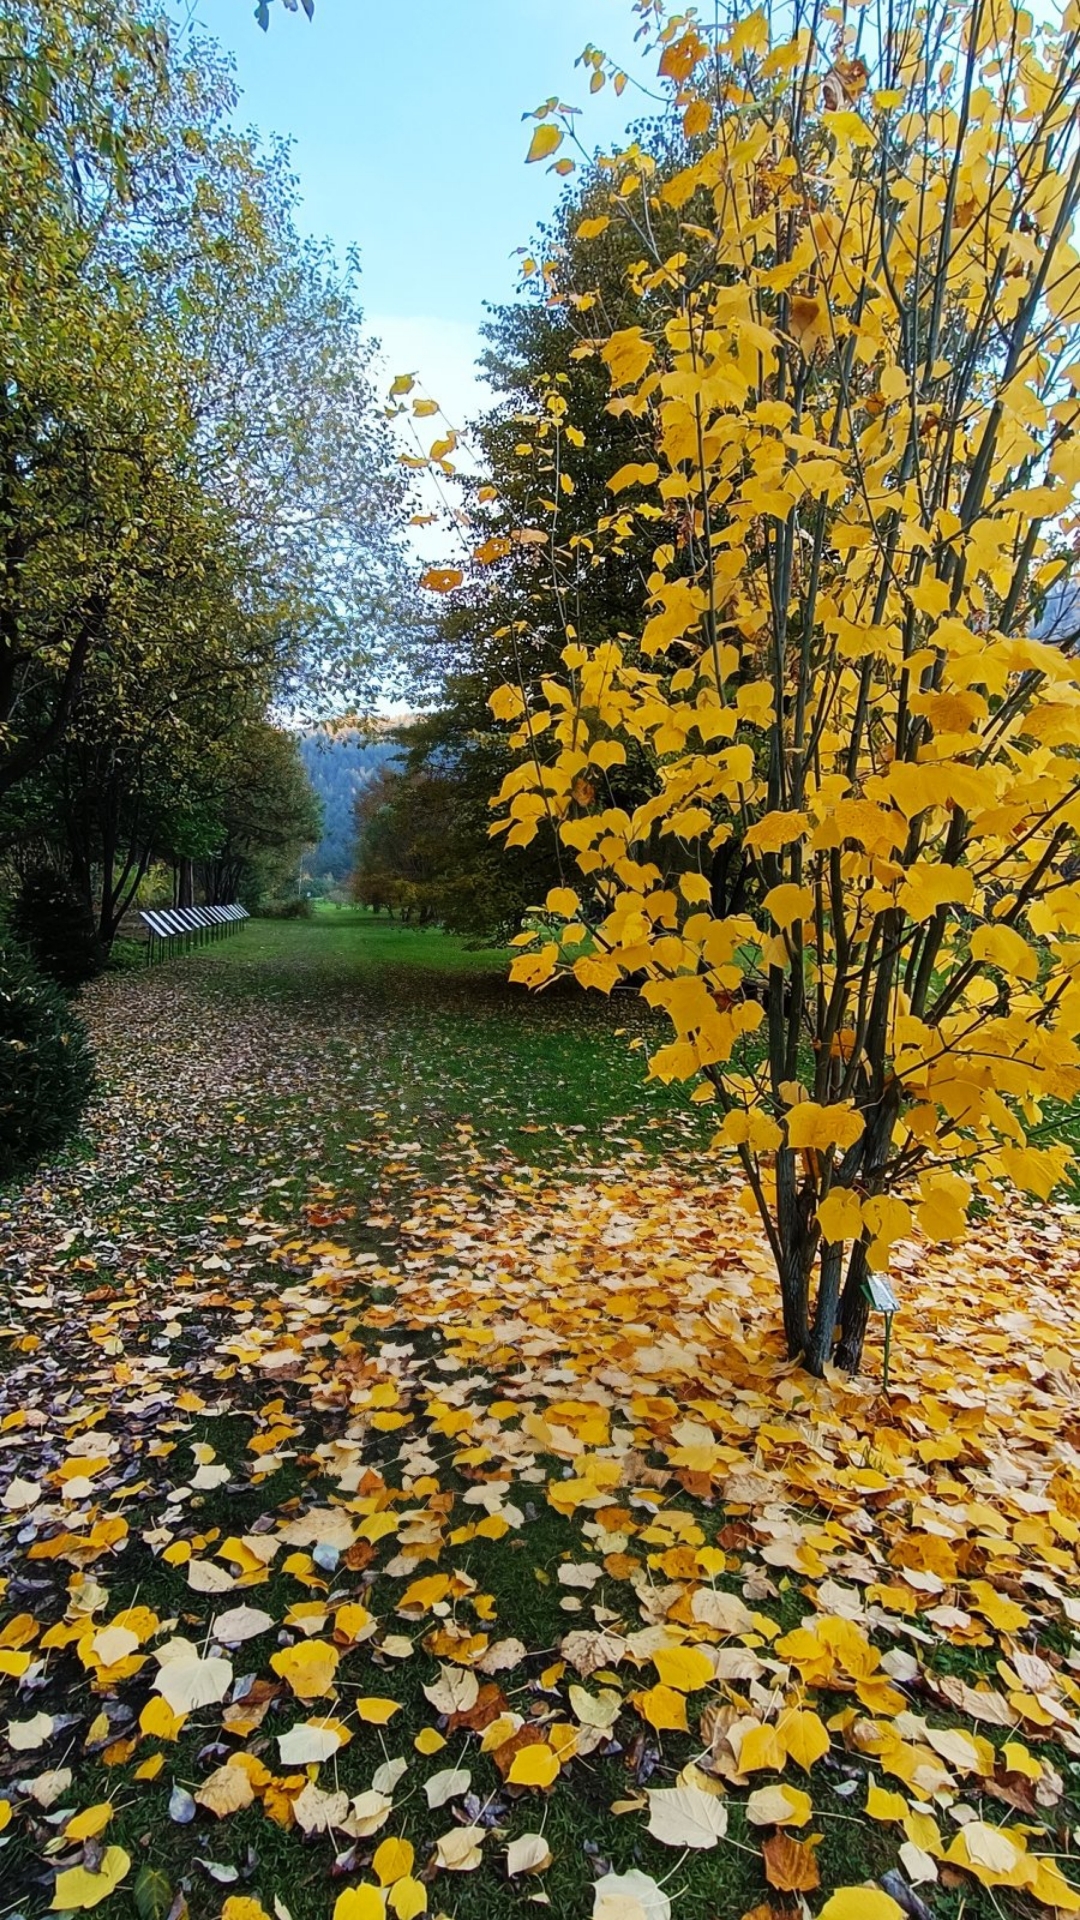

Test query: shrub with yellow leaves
[484,0,1080,1371]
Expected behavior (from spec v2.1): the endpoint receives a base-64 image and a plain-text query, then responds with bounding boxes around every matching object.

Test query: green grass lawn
[187,907,714,1208]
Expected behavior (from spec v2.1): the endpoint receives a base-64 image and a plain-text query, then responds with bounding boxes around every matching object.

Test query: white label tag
[866,1275,899,1313]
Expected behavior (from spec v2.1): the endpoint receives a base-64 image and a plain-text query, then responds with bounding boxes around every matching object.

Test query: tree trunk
[835,1240,871,1372]
[102,846,152,949]
[775,1147,815,1357]
[98,789,116,950]
[806,1240,844,1375]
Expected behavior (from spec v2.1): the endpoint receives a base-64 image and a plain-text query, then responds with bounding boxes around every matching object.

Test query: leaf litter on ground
[1,929,1080,1919]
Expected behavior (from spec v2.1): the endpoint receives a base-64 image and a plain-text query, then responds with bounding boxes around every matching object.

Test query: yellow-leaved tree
[483,0,1080,1372]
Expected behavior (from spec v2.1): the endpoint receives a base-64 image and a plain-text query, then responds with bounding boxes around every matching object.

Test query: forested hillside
[299,729,402,882]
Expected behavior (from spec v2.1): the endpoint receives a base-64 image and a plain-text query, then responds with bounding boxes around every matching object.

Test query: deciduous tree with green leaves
[0,0,409,800]
[200,722,321,910]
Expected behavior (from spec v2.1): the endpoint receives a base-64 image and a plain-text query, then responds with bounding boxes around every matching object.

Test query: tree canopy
[368,155,688,939]
[0,0,412,956]
[442,0,1080,1372]
[0,0,410,806]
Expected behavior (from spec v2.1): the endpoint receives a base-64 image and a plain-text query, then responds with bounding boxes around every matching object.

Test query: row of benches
[139,903,249,964]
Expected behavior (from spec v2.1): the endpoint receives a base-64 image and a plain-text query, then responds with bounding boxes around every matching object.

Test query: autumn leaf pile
[2,957,1080,1920]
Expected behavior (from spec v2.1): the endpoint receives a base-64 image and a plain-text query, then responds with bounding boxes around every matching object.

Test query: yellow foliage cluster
[485,0,1080,1362]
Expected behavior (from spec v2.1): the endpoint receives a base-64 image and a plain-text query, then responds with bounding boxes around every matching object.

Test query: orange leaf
[762,1832,821,1893]
[631,1683,689,1733]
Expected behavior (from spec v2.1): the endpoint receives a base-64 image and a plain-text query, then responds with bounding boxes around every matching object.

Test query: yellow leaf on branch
[816,1187,863,1244]
[525,122,563,163]
[763,884,814,929]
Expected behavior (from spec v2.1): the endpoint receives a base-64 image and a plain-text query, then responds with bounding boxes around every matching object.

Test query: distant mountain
[299,727,403,880]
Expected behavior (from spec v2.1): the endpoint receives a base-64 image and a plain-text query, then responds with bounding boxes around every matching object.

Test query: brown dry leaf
[561,1629,627,1677]
[422,1665,479,1716]
[934,1674,1015,1726]
[448,1681,507,1733]
[762,1831,821,1893]
[492,1723,545,1779]
[646,1783,729,1848]
[506,1831,552,1876]
[292,1781,350,1835]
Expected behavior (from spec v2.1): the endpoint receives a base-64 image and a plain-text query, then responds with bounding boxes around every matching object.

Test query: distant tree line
[299,731,401,888]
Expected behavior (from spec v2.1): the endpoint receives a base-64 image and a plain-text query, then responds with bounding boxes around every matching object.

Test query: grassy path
[1,913,1079,1920]
[1,911,709,1319]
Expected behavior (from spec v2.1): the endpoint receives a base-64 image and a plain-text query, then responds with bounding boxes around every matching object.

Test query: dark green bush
[11,866,101,987]
[259,897,313,920]
[105,937,144,973]
[0,937,96,1183]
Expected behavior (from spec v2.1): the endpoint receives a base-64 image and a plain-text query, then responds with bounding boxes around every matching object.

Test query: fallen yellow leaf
[52,1846,130,1911]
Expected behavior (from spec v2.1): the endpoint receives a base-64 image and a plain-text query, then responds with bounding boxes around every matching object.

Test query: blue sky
[190,1,651,421]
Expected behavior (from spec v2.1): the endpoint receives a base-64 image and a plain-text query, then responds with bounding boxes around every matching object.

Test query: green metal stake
[864,1274,899,1395]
